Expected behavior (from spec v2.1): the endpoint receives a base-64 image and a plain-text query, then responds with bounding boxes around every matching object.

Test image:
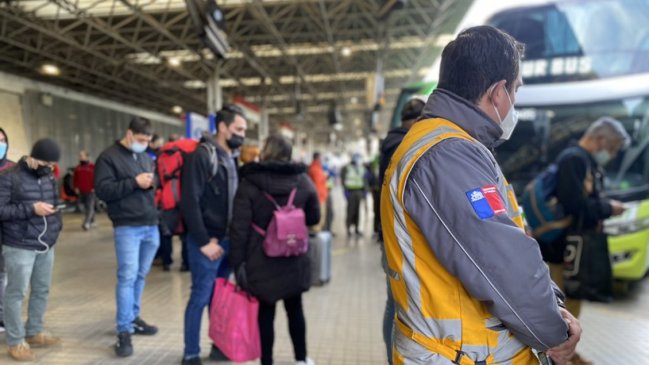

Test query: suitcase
[308,231,332,286]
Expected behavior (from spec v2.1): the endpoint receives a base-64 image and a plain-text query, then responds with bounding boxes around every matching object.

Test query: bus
[388,0,649,286]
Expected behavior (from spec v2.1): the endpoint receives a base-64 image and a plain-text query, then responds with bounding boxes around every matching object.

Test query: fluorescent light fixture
[183,80,207,89]
[350,96,359,104]
[172,105,183,114]
[168,57,182,67]
[40,64,61,76]
[341,47,352,57]
[333,123,343,131]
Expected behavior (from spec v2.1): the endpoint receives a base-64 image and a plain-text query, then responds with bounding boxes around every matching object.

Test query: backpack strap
[199,143,219,177]
[251,223,266,236]
[262,187,298,210]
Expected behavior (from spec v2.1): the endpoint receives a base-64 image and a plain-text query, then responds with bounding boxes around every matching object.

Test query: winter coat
[229,161,321,304]
[0,158,62,251]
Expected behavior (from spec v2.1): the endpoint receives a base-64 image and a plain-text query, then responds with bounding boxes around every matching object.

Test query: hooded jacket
[382,89,568,364]
[0,158,62,251]
[379,127,409,185]
[229,161,320,304]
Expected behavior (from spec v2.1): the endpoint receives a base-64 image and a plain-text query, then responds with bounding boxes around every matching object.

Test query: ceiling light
[172,105,183,114]
[168,57,182,67]
[341,47,352,57]
[350,96,359,104]
[40,64,61,76]
[333,123,343,131]
[183,80,207,89]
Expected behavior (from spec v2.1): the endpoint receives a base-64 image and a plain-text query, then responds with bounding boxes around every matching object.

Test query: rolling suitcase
[309,231,332,286]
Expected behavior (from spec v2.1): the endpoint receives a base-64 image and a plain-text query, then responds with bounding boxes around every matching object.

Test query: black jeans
[346,190,364,232]
[158,233,189,267]
[80,192,96,226]
[258,294,307,365]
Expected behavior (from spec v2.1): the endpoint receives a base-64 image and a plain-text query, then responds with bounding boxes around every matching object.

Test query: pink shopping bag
[209,278,261,362]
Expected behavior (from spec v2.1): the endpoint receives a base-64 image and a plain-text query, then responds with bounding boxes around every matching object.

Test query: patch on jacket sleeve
[466,185,507,219]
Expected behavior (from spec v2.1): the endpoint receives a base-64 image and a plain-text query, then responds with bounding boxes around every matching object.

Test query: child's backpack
[252,188,309,257]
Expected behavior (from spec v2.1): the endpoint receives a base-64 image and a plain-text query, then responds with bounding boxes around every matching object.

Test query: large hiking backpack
[521,164,572,244]
[251,188,309,257]
[156,139,217,234]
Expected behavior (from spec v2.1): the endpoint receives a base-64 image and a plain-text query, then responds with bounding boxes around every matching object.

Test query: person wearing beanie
[0,137,63,361]
[0,127,16,335]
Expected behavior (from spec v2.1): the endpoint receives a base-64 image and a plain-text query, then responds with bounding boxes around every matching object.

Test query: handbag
[563,230,614,302]
[209,278,261,362]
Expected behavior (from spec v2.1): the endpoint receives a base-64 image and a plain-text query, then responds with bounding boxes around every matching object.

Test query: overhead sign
[185,112,215,139]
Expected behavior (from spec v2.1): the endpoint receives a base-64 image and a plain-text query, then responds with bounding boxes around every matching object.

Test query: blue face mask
[131,141,147,154]
[0,142,7,159]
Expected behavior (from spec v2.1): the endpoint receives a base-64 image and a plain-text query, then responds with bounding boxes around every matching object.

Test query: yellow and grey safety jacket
[381,89,568,365]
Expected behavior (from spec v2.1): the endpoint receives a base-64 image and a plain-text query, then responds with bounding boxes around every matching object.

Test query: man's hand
[547,308,582,365]
[610,200,626,216]
[135,173,154,189]
[33,202,56,217]
[200,238,225,261]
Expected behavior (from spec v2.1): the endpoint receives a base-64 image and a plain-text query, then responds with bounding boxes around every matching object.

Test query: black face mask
[227,134,244,150]
[80,160,89,165]
[35,166,52,177]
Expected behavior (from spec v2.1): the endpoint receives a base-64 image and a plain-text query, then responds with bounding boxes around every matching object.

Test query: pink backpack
[252,188,309,257]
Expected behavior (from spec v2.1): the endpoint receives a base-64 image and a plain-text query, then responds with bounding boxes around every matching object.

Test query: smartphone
[55,204,67,210]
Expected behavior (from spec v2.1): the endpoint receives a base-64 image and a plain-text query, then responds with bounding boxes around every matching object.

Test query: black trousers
[258,294,307,365]
[158,233,188,267]
[80,192,96,226]
[346,190,364,231]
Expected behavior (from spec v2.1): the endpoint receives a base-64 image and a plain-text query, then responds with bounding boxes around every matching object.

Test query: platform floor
[1,196,648,365]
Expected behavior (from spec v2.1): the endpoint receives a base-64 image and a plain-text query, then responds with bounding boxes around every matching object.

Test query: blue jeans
[183,236,230,358]
[114,225,160,333]
[2,246,54,346]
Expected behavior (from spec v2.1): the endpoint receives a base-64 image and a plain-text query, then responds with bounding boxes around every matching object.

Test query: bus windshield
[496,96,649,201]
[489,0,649,84]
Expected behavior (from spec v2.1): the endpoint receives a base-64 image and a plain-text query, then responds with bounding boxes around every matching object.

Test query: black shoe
[180,263,190,272]
[0,320,5,333]
[209,345,229,361]
[133,317,158,335]
[162,264,171,272]
[355,231,364,237]
[114,332,133,357]
[182,357,203,365]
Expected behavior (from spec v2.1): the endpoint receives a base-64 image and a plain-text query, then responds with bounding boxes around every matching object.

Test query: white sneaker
[296,358,315,365]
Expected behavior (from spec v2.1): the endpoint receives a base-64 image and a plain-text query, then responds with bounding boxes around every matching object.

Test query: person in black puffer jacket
[230,135,320,365]
[0,138,63,361]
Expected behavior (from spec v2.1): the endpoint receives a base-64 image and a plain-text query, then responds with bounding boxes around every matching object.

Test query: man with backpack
[95,117,160,358]
[542,117,629,365]
[181,105,247,365]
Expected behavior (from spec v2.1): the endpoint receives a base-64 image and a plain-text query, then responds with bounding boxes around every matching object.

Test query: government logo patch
[465,185,506,219]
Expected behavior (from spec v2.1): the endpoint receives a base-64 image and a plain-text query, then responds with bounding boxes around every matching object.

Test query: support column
[207,64,222,114]
[259,96,270,142]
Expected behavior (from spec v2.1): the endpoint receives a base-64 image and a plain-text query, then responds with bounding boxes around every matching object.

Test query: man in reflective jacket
[381,26,581,365]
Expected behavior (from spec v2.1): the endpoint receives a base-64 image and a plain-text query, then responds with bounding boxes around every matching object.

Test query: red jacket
[307,160,328,203]
[73,162,95,194]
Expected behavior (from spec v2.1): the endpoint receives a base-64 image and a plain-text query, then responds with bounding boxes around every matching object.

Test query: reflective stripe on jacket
[381,116,568,365]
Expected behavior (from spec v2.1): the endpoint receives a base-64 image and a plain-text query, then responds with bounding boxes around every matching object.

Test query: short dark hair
[128,117,153,136]
[438,26,525,104]
[401,98,425,123]
[313,152,321,161]
[151,134,162,144]
[217,105,246,127]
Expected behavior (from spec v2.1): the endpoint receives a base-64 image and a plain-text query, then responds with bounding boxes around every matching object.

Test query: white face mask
[492,87,519,140]
[594,150,611,166]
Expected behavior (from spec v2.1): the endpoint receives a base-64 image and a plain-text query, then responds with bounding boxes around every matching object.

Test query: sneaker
[7,342,35,362]
[180,263,190,272]
[0,321,5,333]
[82,222,90,231]
[133,317,158,335]
[296,358,315,365]
[114,332,133,357]
[163,264,171,272]
[209,345,229,361]
[25,333,62,348]
[182,356,203,365]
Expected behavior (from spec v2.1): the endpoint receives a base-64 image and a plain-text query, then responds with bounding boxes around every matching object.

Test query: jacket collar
[420,88,503,149]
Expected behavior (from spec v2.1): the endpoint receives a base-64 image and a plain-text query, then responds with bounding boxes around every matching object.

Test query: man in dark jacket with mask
[377,96,425,364]
[181,105,247,365]
[544,117,628,365]
[95,117,159,358]
[0,127,16,334]
[0,138,63,362]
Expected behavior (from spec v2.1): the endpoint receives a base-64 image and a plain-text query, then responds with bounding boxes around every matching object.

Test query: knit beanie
[31,138,61,162]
